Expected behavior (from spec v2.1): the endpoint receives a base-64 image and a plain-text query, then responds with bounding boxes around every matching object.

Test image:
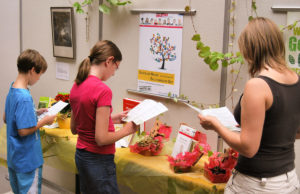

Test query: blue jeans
[75,148,120,194]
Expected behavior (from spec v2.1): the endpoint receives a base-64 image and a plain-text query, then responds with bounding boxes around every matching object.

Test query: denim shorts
[75,148,120,194]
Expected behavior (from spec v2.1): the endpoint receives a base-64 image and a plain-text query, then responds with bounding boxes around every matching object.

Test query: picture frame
[50,7,75,59]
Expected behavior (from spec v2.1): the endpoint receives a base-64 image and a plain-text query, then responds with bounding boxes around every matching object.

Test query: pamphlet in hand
[122,99,168,125]
[184,102,241,132]
[38,100,68,120]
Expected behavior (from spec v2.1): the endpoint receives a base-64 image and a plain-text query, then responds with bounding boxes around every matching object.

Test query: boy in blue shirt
[3,49,56,194]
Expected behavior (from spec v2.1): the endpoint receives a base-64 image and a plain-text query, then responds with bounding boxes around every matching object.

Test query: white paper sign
[137,13,183,97]
[56,62,70,80]
[171,125,196,157]
[284,12,300,75]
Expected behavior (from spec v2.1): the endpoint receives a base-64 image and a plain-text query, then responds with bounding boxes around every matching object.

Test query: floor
[0,166,68,194]
[0,165,136,194]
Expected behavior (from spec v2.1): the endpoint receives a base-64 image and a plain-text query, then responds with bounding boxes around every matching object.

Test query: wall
[0,0,20,127]
[1,0,300,192]
[103,0,225,151]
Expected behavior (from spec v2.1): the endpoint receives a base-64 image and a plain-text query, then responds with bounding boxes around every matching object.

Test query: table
[0,125,225,193]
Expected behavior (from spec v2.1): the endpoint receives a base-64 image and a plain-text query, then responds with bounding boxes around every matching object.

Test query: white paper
[122,99,168,125]
[38,101,68,120]
[56,62,70,80]
[184,103,240,130]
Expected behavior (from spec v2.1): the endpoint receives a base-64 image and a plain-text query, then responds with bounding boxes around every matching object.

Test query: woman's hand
[112,110,129,124]
[198,114,222,132]
[36,108,48,116]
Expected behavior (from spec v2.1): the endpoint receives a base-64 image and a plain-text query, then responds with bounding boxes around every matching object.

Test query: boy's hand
[36,108,48,116]
[43,114,56,125]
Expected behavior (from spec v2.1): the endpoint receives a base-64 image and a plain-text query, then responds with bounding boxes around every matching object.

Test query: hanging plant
[73,0,132,14]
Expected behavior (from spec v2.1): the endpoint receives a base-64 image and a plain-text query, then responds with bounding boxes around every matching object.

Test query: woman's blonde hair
[75,40,122,85]
[238,17,287,77]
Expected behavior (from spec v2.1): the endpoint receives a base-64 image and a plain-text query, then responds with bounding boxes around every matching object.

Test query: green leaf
[99,4,111,14]
[73,2,81,8]
[210,61,219,71]
[208,150,213,157]
[140,131,146,136]
[222,60,228,67]
[192,34,201,41]
[229,58,237,64]
[224,52,233,58]
[117,1,131,5]
[251,1,257,10]
[204,57,211,65]
[196,41,204,50]
[248,16,253,21]
[199,50,210,58]
[107,0,118,5]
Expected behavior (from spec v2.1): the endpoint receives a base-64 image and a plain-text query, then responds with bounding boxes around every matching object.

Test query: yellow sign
[138,69,175,85]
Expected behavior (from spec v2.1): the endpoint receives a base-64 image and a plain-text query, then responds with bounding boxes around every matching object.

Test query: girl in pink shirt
[70,40,137,194]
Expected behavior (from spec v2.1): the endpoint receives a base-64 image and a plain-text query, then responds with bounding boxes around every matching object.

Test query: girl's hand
[198,114,221,132]
[124,121,138,135]
[36,108,48,116]
[112,110,129,124]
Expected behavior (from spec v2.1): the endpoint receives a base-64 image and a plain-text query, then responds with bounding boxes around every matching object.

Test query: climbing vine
[73,0,131,14]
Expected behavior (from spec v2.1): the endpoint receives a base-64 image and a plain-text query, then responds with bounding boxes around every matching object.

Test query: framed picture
[50,7,75,59]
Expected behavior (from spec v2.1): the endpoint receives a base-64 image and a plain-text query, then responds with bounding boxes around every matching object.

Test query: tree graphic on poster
[150,33,176,70]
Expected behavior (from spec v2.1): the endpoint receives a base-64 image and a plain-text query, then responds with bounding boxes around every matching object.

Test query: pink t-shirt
[70,75,115,154]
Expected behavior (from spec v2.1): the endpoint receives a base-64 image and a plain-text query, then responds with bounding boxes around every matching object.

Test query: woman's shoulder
[244,78,271,98]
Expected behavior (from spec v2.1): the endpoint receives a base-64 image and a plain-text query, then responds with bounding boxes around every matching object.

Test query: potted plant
[204,148,238,183]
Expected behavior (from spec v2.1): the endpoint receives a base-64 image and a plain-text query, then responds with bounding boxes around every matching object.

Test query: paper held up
[38,100,68,120]
[122,99,168,125]
[184,102,240,132]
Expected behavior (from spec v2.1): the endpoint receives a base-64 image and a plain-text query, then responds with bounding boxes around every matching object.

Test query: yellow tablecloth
[0,125,225,193]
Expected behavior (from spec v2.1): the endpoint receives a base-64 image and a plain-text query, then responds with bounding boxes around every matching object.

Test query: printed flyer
[285,12,300,75]
[137,13,183,97]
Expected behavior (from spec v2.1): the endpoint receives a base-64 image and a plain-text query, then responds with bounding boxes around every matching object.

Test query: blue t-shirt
[5,83,44,173]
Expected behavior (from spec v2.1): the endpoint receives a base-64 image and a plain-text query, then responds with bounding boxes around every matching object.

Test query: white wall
[1,0,300,192]
[0,0,20,127]
[103,0,225,152]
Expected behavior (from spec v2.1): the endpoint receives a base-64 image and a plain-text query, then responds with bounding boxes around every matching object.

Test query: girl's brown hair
[17,49,47,74]
[238,17,287,77]
[75,40,122,85]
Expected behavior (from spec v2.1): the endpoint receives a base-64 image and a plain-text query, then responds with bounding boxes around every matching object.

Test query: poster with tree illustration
[138,13,183,97]
[285,12,300,75]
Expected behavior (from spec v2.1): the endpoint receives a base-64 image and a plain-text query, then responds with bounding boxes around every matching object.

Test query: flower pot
[204,167,231,183]
[170,165,192,173]
[57,117,71,129]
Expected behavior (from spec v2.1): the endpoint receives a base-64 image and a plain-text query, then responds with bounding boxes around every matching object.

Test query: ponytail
[75,58,91,85]
[74,40,122,85]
